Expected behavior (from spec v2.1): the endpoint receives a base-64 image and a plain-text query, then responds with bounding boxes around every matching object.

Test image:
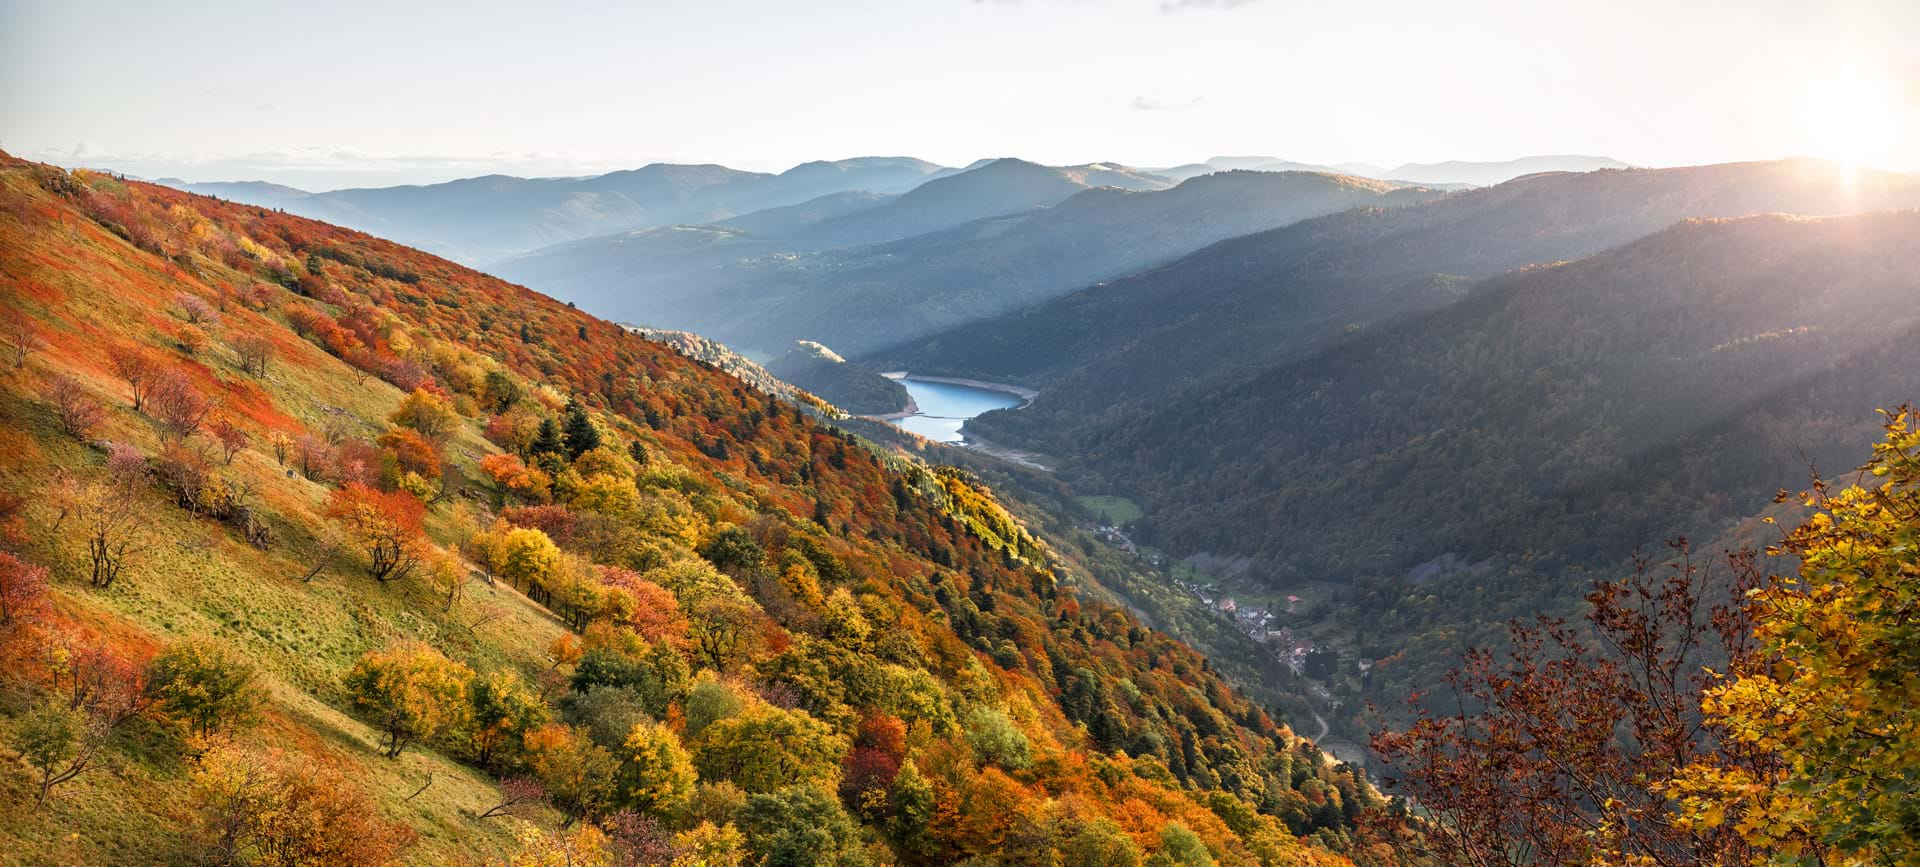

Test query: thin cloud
[974,0,1252,9]
[1159,0,1259,11]
[1130,95,1205,111]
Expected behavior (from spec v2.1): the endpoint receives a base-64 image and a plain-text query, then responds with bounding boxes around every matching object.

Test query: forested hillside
[0,153,1413,865]
[502,169,1433,358]
[1071,211,1920,708]
[917,159,1920,454]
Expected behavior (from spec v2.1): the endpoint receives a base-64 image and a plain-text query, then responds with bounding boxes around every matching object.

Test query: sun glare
[1799,69,1915,171]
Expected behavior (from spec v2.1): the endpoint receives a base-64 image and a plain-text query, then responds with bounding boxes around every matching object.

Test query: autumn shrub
[148,638,261,737]
[188,737,414,865]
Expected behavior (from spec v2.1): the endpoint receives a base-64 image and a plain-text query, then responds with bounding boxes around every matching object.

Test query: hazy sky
[3,0,1915,189]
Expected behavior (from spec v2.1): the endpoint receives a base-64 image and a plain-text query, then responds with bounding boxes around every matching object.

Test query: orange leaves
[597,566,687,647]
[377,427,441,479]
[481,453,552,504]
[324,482,426,583]
[188,738,415,866]
[326,481,424,535]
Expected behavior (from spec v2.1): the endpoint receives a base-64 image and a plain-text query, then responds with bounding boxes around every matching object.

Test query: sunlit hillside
[0,153,1410,865]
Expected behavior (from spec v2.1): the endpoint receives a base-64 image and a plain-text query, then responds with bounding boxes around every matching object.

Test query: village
[1089,521,1372,691]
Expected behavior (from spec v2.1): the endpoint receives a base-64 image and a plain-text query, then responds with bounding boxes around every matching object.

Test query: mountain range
[163,156,949,263]
[899,158,1920,435]
[1148,154,1628,186]
[498,166,1442,357]
[154,152,1630,269]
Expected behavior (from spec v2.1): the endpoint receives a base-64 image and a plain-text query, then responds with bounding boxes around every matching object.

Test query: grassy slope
[0,156,1384,865]
[0,165,555,863]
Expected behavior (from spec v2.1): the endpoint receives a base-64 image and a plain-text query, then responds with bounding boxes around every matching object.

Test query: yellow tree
[620,720,697,818]
[691,702,847,794]
[1671,409,1920,864]
[390,387,461,443]
[492,525,564,595]
[344,642,474,758]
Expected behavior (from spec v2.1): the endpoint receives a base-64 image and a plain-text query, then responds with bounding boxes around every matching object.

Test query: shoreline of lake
[877,372,1039,403]
[872,374,1032,445]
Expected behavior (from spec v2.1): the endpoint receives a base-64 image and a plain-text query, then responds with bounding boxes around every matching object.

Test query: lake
[888,377,1026,443]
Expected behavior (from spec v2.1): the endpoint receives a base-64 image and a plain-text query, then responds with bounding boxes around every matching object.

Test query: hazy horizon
[4,0,1917,188]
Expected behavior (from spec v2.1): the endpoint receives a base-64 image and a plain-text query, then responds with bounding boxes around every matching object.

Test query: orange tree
[325,482,426,584]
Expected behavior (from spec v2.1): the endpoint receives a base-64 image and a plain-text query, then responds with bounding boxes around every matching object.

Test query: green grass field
[1076,494,1144,525]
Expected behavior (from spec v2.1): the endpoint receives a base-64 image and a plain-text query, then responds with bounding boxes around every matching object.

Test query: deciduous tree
[1,310,37,370]
[325,482,425,584]
[691,703,846,794]
[1669,409,1920,863]
[1371,543,1765,865]
[148,367,213,442]
[72,478,150,588]
[468,667,548,770]
[672,822,746,867]
[108,343,155,411]
[345,642,473,758]
[173,291,218,324]
[478,776,548,821]
[148,638,260,737]
[188,737,414,866]
[210,417,250,465]
[525,723,619,828]
[735,784,870,867]
[0,550,50,631]
[16,638,152,807]
[619,720,696,818]
[231,332,272,377]
[46,373,106,440]
[15,699,86,809]
[390,387,460,443]
[294,434,333,481]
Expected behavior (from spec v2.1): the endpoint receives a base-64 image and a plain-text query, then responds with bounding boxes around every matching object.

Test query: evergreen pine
[562,397,601,459]
[531,417,565,459]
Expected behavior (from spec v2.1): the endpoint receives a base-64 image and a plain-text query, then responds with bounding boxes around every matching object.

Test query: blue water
[889,378,1024,443]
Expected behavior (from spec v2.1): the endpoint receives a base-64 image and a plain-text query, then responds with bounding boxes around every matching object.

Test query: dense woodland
[1074,211,1920,705]
[0,152,1419,865]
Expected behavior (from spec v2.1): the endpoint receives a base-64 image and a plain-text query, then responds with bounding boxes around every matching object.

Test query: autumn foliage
[1378,411,1920,866]
[326,482,426,583]
[0,153,1401,865]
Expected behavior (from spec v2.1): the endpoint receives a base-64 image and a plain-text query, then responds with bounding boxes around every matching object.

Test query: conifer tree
[562,397,601,460]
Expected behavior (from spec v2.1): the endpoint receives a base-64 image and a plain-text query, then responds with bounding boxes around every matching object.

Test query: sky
[2,0,1916,189]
